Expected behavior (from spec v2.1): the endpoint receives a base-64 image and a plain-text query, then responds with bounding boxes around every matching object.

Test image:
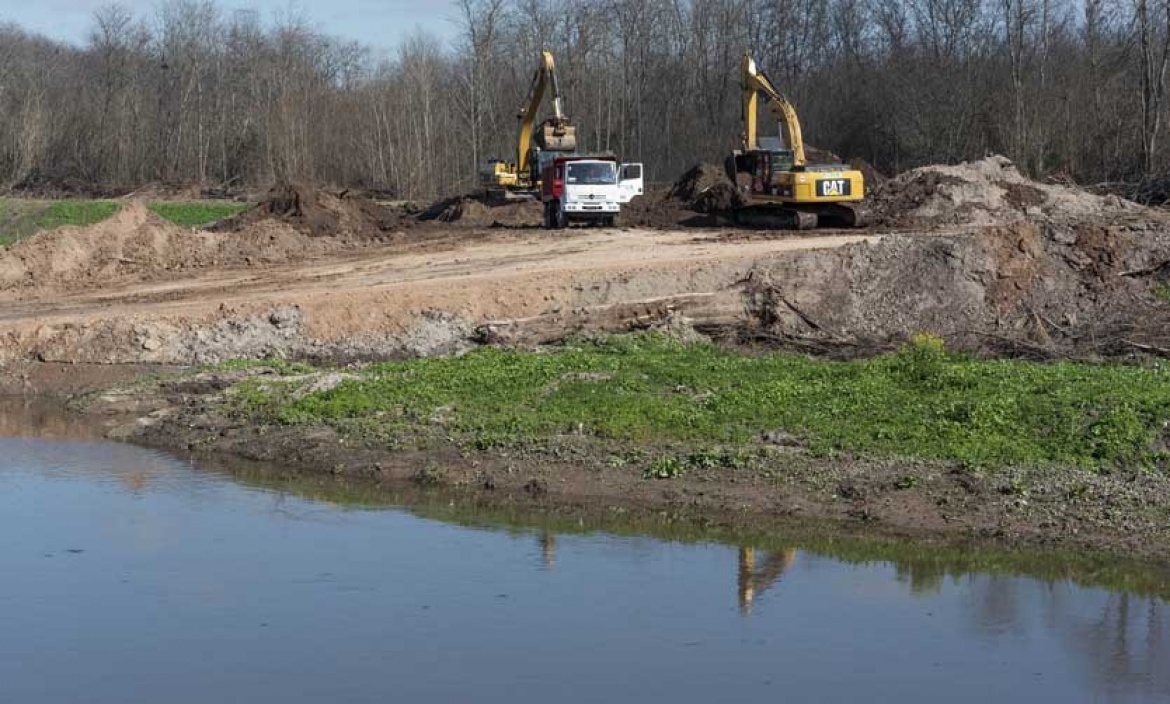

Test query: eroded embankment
[6,215,1167,367]
[0,227,875,366]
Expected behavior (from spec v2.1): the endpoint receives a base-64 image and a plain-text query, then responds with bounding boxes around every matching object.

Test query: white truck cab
[540,155,644,229]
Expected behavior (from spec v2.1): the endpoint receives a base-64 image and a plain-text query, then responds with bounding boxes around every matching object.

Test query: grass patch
[0,199,49,246]
[1152,282,1170,303]
[239,334,1170,471]
[148,201,249,227]
[36,201,120,230]
[0,201,9,246]
[0,199,120,246]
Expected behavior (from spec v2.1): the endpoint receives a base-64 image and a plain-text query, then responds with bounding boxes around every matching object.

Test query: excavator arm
[516,50,576,178]
[741,54,806,167]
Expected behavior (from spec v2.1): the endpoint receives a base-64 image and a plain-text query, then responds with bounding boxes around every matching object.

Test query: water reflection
[737,547,797,616]
[0,397,104,441]
[964,577,1170,700]
[540,530,556,569]
[3,403,1170,703]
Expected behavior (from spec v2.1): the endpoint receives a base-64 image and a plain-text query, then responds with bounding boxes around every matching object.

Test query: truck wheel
[541,203,552,230]
[554,203,567,230]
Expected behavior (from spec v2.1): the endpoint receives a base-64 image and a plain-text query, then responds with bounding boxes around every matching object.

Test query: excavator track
[731,201,871,231]
[817,202,871,228]
[732,206,819,230]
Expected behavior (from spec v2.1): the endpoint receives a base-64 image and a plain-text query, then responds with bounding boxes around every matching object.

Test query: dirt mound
[617,191,693,228]
[119,182,250,202]
[744,217,1170,357]
[872,155,1142,228]
[666,163,743,213]
[850,158,887,189]
[617,163,741,229]
[212,183,413,238]
[419,194,542,228]
[0,202,348,293]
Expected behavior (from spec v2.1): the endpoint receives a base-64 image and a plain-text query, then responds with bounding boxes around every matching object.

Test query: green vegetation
[0,197,247,246]
[36,200,120,230]
[148,201,249,227]
[0,198,121,246]
[232,334,1170,472]
[1152,282,1170,303]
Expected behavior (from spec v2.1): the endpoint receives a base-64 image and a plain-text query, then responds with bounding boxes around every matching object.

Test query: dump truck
[539,153,643,229]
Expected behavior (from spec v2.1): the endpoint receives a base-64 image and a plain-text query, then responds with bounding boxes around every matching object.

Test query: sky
[0,0,462,53]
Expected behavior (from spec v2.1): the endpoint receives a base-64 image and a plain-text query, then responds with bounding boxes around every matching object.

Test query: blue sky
[0,0,462,53]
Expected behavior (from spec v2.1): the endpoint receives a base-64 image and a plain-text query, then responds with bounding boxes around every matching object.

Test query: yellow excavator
[479,50,578,200]
[727,54,868,229]
[737,547,798,616]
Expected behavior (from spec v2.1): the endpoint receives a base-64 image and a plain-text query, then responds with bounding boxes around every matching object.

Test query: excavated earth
[1,157,1165,373]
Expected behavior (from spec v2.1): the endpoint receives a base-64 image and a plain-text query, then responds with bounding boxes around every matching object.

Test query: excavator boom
[480,51,578,197]
[516,50,577,180]
[741,55,806,166]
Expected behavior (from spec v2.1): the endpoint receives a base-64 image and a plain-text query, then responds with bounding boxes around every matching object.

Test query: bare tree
[0,0,1166,198]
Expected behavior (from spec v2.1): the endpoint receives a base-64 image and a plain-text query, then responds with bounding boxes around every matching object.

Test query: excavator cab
[730,53,869,229]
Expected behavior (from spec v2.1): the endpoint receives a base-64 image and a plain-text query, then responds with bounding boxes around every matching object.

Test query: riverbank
[73,334,1170,562]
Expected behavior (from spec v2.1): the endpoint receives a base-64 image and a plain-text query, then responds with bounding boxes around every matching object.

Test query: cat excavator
[727,54,868,229]
[479,50,577,200]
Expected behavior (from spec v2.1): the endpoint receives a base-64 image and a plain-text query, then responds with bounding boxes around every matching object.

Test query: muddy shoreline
[32,363,1163,565]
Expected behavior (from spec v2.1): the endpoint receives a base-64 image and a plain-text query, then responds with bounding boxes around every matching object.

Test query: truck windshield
[566,162,617,185]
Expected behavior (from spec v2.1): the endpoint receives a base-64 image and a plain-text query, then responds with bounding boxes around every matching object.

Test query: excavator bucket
[538,123,577,152]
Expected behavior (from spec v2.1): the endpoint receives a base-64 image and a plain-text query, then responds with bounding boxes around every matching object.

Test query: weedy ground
[0,199,120,246]
[220,333,1170,473]
[146,202,249,227]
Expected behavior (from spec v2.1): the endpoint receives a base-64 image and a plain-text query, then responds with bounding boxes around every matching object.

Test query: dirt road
[0,225,879,366]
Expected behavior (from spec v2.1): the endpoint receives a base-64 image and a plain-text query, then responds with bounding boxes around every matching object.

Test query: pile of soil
[850,158,888,189]
[666,163,743,213]
[743,216,1170,357]
[871,155,1143,228]
[0,202,349,293]
[619,163,740,228]
[211,183,414,239]
[619,190,705,228]
[419,194,542,228]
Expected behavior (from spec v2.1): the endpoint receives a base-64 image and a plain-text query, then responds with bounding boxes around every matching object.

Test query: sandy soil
[0,222,879,365]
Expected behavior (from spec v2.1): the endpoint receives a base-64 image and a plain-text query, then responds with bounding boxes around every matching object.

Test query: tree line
[0,0,1166,200]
